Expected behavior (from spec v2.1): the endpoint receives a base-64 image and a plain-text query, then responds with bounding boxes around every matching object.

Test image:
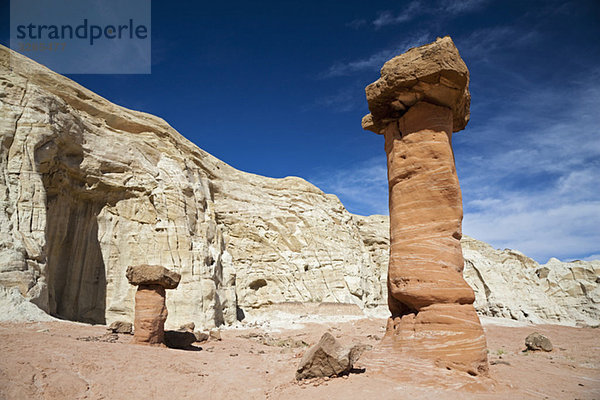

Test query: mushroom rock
[363,36,488,375]
[126,265,181,346]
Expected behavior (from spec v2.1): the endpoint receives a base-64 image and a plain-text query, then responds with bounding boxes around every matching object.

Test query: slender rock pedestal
[362,36,488,375]
[126,265,181,346]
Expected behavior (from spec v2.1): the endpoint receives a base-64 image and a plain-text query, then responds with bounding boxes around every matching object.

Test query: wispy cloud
[308,156,389,216]
[346,19,367,29]
[456,26,540,62]
[321,32,431,78]
[457,72,600,262]
[373,1,423,29]
[372,0,489,28]
[312,86,363,112]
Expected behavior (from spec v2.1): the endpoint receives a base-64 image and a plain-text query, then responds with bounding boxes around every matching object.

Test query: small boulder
[164,330,197,349]
[180,322,195,332]
[209,329,222,341]
[296,332,366,380]
[126,265,181,289]
[194,331,209,342]
[525,332,553,352]
[107,321,133,334]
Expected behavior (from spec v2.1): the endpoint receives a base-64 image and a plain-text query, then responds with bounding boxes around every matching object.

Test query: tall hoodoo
[363,36,488,375]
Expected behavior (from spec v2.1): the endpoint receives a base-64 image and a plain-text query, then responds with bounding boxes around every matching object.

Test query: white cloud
[322,32,431,78]
[372,0,489,28]
[457,72,600,262]
[308,156,388,216]
[579,254,600,262]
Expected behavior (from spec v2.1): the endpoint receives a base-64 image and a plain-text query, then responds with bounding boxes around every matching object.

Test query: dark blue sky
[2,0,599,262]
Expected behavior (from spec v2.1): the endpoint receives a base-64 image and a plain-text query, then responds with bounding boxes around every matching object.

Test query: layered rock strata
[126,265,181,345]
[0,44,598,334]
[363,37,488,375]
[0,44,380,330]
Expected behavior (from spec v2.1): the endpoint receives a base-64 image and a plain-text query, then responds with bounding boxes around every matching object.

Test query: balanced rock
[127,265,181,346]
[363,36,488,375]
[296,332,366,380]
[125,265,181,289]
[107,321,133,334]
[525,332,553,352]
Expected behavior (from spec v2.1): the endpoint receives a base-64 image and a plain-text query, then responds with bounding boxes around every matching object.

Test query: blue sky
[2,0,599,263]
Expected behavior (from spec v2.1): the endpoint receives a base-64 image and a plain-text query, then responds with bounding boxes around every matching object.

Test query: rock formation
[362,37,488,375]
[296,332,366,380]
[126,265,181,345]
[0,43,381,330]
[0,44,598,333]
[525,332,553,352]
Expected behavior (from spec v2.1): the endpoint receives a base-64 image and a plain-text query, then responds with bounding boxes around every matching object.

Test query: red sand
[0,318,598,399]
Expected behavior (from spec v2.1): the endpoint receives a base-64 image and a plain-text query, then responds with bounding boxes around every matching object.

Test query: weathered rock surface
[126,265,181,290]
[107,320,132,334]
[358,216,600,327]
[363,36,470,134]
[296,332,365,380]
[462,237,600,327]
[364,36,488,375]
[0,44,598,334]
[525,332,553,352]
[127,266,179,345]
[0,285,56,322]
[0,44,381,330]
[131,285,168,345]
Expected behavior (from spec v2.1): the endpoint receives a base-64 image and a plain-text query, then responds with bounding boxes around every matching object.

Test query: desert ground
[0,316,598,400]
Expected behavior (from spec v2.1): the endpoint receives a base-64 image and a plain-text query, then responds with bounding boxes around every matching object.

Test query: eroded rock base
[383,102,488,375]
[133,285,167,346]
[385,304,488,375]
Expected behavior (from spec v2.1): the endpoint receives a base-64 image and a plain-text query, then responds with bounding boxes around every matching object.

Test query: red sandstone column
[125,264,181,346]
[362,37,488,376]
[133,284,168,345]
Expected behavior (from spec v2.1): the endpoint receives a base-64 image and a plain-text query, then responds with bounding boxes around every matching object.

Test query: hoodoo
[363,36,488,375]
[126,265,181,346]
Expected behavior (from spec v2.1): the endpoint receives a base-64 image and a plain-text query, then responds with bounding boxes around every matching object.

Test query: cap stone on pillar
[363,36,470,134]
[126,265,181,346]
[126,264,181,289]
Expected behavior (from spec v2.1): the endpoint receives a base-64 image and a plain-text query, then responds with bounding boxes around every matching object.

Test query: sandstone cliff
[0,45,381,329]
[353,215,600,327]
[1,45,598,329]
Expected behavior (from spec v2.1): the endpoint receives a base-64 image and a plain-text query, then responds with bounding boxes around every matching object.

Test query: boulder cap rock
[363,36,470,134]
[126,265,181,289]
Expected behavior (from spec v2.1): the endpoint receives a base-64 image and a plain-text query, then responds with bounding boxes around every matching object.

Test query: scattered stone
[525,332,553,352]
[209,329,222,341]
[295,332,366,380]
[490,360,511,366]
[107,321,133,334]
[194,331,209,343]
[164,330,197,349]
[77,333,119,343]
[229,353,238,357]
[179,322,195,332]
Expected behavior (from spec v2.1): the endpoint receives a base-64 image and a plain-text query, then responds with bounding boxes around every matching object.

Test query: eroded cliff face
[354,215,600,327]
[0,45,236,328]
[0,45,382,329]
[1,45,598,329]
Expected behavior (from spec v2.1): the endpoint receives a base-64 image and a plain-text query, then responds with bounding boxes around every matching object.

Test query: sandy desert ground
[0,316,598,400]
